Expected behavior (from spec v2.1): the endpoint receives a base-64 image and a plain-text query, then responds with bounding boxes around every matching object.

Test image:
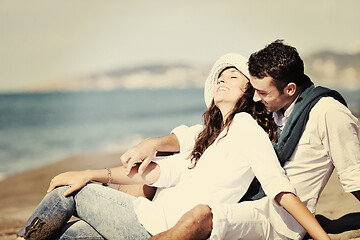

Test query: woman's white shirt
[133,112,295,235]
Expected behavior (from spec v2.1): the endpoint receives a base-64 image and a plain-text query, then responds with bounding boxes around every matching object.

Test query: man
[121,40,360,239]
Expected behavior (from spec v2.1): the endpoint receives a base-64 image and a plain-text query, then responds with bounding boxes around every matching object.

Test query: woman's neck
[221,110,231,124]
[218,102,233,120]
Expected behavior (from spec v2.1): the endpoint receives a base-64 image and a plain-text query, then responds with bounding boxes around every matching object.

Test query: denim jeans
[17,183,152,239]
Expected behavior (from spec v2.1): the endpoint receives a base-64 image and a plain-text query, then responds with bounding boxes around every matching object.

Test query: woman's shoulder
[233,112,257,124]
[231,112,271,142]
[232,112,261,131]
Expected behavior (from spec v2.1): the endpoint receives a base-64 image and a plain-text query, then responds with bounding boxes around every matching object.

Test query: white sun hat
[204,53,250,108]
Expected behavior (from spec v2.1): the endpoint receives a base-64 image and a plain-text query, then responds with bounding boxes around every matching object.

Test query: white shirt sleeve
[230,113,296,200]
[171,124,203,153]
[148,153,190,188]
[317,97,360,192]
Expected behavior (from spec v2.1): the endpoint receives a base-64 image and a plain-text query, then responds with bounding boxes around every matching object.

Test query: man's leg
[149,204,213,240]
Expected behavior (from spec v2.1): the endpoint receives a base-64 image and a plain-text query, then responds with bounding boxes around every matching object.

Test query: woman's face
[213,67,248,113]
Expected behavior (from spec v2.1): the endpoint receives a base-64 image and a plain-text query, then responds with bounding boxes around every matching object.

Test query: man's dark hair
[248,40,307,91]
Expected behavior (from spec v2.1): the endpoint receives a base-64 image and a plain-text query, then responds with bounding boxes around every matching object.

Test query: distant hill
[28,51,360,93]
[304,51,360,90]
[28,64,209,92]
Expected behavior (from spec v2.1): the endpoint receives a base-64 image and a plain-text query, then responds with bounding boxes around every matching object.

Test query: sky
[1,0,360,92]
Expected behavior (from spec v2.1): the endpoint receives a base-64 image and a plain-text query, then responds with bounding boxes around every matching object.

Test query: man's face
[250,75,292,113]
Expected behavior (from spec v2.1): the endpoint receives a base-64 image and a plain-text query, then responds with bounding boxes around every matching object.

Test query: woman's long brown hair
[189,82,278,168]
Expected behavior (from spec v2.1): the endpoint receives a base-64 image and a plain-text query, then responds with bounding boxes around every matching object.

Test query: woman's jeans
[17,183,152,239]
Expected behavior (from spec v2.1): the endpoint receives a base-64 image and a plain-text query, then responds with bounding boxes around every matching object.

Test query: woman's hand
[120,138,158,175]
[47,170,92,196]
[120,134,180,176]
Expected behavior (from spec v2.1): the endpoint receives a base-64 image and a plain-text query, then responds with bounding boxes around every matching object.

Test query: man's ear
[283,83,297,96]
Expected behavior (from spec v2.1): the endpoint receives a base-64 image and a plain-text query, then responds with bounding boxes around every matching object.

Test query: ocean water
[0,89,206,179]
[0,87,359,180]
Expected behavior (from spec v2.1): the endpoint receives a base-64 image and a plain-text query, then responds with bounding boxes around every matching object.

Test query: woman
[17,54,330,240]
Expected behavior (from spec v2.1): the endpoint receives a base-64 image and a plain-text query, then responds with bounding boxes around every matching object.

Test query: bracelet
[102,168,112,186]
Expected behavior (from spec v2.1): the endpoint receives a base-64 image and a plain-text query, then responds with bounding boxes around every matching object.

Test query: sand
[0,152,359,240]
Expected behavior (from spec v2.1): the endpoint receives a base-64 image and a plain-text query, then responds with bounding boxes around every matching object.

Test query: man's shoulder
[309,96,358,126]
[311,96,348,115]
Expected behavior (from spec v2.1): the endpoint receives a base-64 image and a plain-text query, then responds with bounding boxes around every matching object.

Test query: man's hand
[120,138,158,175]
[47,170,91,196]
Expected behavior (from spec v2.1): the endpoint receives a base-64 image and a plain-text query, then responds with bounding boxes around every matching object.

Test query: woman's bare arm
[47,163,160,196]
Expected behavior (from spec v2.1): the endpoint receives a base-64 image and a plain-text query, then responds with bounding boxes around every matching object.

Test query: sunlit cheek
[240,80,248,90]
[213,88,219,101]
[233,89,244,103]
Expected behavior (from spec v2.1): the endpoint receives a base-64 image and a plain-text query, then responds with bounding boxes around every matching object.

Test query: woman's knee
[49,186,70,196]
[17,186,75,239]
[43,186,72,205]
[38,186,76,218]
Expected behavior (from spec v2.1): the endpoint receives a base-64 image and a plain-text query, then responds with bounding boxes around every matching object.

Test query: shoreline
[0,152,360,239]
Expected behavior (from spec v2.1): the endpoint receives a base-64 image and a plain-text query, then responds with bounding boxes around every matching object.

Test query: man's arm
[320,100,360,196]
[276,192,330,240]
[120,124,203,176]
[118,124,203,198]
[120,134,180,175]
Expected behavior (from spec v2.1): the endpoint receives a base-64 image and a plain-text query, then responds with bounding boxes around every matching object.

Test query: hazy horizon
[1,0,360,92]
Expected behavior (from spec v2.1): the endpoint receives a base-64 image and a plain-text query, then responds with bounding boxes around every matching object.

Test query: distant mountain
[28,64,209,92]
[28,51,360,93]
[304,51,360,90]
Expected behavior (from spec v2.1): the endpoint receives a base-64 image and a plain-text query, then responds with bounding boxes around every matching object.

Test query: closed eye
[255,90,266,95]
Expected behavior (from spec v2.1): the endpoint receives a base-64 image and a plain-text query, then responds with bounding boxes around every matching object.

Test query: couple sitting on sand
[17,40,360,240]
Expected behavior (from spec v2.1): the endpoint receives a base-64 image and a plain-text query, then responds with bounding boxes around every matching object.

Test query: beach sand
[0,152,359,240]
